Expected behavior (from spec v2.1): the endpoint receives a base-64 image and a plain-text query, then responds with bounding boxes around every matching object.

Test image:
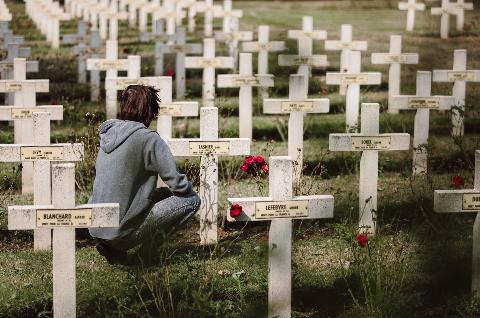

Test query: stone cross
[451,0,474,31]
[156,76,199,140]
[90,53,141,119]
[284,16,327,96]
[217,53,274,139]
[227,156,334,318]
[433,49,480,137]
[242,25,286,75]
[216,0,242,34]
[215,17,253,70]
[326,51,381,132]
[195,0,222,37]
[434,150,480,293]
[431,0,461,39]
[185,38,234,107]
[398,0,426,31]
[329,103,410,233]
[138,0,161,33]
[324,24,368,95]
[73,30,103,87]
[264,74,329,183]
[0,109,62,250]
[61,20,88,45]
[390,71,455,175]
[99,0,128,40]
[8,160,119,317]
[371,35,419,114]
[153,0,186,36]
[155,27,202,98]
[140,19,172,44]
[168,107,250,245]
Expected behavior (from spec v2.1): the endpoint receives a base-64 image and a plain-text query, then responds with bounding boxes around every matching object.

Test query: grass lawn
[1,0,480,317]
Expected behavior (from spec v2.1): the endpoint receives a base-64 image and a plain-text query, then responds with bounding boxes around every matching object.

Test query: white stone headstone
[398,0,426,31]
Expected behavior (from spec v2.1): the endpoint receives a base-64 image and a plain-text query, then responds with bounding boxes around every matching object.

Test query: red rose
[254,156,265,164]
[261,164,268,173]
[355,234,368,248]
[240,164,249,172]
[166,68,175,77]
[123,47,130,54]
[230,204,242,218]
[51,99,58,105]
[245,156,255,165]
[452,175,465,186]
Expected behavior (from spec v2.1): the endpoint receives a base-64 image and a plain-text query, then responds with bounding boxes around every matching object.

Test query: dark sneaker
[95,242,130,265]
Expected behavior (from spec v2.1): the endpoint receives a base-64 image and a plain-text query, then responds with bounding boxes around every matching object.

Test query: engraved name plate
[257,43,273,50]
[293,57,312,65]
[170,45,188,53]
[20,146,64,160]
[384,54,407,63]
[351,136,392,150]
[94,60,127,70]
[36,208,92,227]
[462,193,480,210]
[159,104,183,116]
[408,98,440,109]
[340,74,368,84]
[447,71,474,81]
[11,108,39,119]
[189,141,230,155]
[255,200,309,219]
[336,42,357,50]
[280,101,314,112]
[5,81,22,92]
[233,76,259,86]
[198,59,222,68]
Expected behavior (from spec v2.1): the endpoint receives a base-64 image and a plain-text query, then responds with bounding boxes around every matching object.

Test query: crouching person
[89,85,200,265]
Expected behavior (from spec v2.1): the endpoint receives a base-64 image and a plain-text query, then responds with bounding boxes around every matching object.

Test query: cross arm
[288,30,327,40]
[434,190,480,213]
[329,133,410,151]
[185,57,234,69]
[390,95,455,110]
[263,98,330,114]
[8,203,120,230]
[0,143,84,162]
[160,102,199,117]
[86,58,128,71]
[168,138,250,157]
[326,72,381,85]
[242,41,286,52]
[398,2,426,10]
[371,53,419,64]
[325,40,368,51]
[0,105,63,120]
[226,195,334,222]
[433,70,480,82]
[278,55,328,67]
[217,74,274,88]
[0,61,39,72]
[157,43,202,54]
[214,31,253,42]
[105,76,171,90]
[0,79,49,93]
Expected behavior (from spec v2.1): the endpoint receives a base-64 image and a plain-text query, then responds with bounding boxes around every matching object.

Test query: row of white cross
[399,0,474,38]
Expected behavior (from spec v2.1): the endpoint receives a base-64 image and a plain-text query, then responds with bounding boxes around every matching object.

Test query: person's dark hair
[119,85,160,126]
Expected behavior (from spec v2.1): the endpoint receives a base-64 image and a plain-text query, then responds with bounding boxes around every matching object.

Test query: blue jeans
[109,188,200,252]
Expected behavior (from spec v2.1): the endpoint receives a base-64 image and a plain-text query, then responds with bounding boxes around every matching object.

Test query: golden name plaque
[189,141,230,155]
[36,208,92,227]
[0,63,13,71]
[170,45,188,53]
[340,74,368,85]
[255,200,309,219]
[117,79,144,87]
[447,71,474,81]
[408,98,440,109]
[233,76,259,86]
[95,60,127,70]
[11,108,39,119]
[20,146,65,160]
[198,59,223,68]
[293,57,312,65]
[336,42,356,50]
[462,193,480,210]
[5,81,23,92]
[351,136,392,150]
[159,104,183,116]
[384,54,408,63]
[257,43,273,50]
[280,101,314,112]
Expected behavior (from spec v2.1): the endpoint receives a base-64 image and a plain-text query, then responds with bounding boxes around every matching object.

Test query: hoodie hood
[99,119,146,153]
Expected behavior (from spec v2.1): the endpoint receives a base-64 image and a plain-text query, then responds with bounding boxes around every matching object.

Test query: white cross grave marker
[326,51,381,132]
[371,35,419,114]
[433,49,480,137]
[398,0,426,31]
[185,38,233,107]
[431,0,461,39]
[8,156,119,317]
[73,30,103,86]
[156,27,202,98]
[390,71,455,175]
[217,53,274,139]
[434,150,480,293]
[283,16,327,97]
[195,0,221,37]
[0,108,63,250]
[168,107,250,245]
[264,74,329,183]
[451,0,474,31]
[329,103,410,233]
[325,24,368,95]
[227,156,334,318]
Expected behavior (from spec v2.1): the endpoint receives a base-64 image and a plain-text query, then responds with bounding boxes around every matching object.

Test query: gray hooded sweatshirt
[88,119,194,240]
